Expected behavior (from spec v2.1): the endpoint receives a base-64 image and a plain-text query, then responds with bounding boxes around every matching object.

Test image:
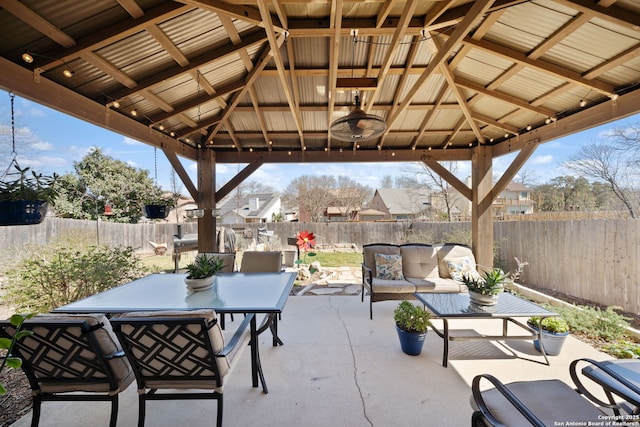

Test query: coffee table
[414,292,558,367]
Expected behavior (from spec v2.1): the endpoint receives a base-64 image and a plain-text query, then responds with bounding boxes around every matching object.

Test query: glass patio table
[53,271,297,393]
[414,292,558,367]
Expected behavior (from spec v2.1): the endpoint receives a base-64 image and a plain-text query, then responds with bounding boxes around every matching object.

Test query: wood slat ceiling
[0,0,639,166]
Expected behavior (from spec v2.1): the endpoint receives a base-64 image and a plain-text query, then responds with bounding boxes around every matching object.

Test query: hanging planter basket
[0,200,48,226]
[143,204,170,219]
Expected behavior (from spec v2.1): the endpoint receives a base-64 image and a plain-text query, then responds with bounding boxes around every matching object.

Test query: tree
[564,138,639,218]
[410,162,460,221]
[54,147,163,223]
[380,175,394,188]
[333,176,372,221]
[283,175,335,222]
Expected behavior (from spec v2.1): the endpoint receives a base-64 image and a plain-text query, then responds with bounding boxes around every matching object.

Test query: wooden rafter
[326,0,343,151]
[0,0,76,48]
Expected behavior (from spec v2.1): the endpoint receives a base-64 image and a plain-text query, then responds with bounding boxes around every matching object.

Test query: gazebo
[1,0,639,266]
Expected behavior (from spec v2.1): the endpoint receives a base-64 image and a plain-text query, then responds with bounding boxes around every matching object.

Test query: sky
[1,89,639,194]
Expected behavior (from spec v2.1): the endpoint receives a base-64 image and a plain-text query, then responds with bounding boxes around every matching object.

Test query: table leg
[442,318,449,368]
[250,315,269,393]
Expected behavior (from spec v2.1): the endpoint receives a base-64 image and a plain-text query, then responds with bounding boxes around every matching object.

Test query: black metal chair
[111,309,253,427]
[471,358,636,426]
[0,314,135,427]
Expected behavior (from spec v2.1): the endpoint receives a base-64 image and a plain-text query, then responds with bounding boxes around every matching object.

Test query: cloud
[122,137,142,145]
[31,141,54,151]
[127,160,140,168]
[531,155,553,165]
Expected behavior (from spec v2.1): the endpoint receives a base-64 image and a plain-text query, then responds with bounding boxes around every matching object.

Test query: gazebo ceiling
[1,0,639,167]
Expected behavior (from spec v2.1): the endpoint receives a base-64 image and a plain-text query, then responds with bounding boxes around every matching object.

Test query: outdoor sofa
[361,243,472,318]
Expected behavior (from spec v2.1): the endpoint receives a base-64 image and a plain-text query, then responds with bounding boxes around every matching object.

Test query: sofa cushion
[375,253,404,280]
[400,244,439,278]
[371,278,415,293]
[445,257,481,281]
[436,244,476,278]
[363,244,401,277]
[408,277,467,293]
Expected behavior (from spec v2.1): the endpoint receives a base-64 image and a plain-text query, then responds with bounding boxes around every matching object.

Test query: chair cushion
[32,313,134,394]
[400,245,439,278]
[436,244,476,278]
[118,309,231,387]
[375,253,404,280]
[471,379,606,426]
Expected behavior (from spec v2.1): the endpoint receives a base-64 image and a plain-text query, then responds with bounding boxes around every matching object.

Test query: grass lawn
[140,250,362,273]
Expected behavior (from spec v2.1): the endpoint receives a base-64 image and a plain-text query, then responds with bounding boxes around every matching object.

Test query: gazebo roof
[0,0,638,171]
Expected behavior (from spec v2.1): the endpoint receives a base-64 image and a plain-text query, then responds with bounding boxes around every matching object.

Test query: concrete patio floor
[11,295,613,427]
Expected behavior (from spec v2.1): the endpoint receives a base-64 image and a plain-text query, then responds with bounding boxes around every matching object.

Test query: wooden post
[471,145,493,268]
[197,148,217,252]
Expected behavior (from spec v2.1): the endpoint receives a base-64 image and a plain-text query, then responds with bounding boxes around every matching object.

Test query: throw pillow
[446,257,480,281]
[375,253,404,280]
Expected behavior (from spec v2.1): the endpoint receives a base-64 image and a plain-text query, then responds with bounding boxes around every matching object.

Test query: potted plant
[0,165,58,226]
[184,253,225,291]
[394,301,431,356]
[527,316,570,356]
[142,193,176,219]
[462,268,508,306]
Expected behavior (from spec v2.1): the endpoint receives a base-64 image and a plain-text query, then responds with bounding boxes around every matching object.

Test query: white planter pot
[468,291,499,306]
[184,275,216,291]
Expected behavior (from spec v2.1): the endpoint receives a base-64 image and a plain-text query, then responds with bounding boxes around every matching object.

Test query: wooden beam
[555,0,640,31]
[162,147,198,201]
[215,159,264,201]
[422,157,472,200]
[0,56,198,161]
[336,78,378,89]
[116,0,144,18]
[471,145,493,269]
[197,148,217,252]
[492,89,640,157]
[0,0,76,48]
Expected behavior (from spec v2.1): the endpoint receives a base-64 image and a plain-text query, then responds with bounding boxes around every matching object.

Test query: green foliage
[53,147,165,223]
[462,268,508,296]
[0,164,58,202]
[0,313,34,395]
[527,316,569,333]
[6,241,148,312]
[185,254,225,279]
[602,340,640,359]
[547,304,630,341]
[394,301,431,334]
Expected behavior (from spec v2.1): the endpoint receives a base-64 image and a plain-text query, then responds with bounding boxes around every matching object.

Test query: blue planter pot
[530,325,569,356]
[396,325,427,356]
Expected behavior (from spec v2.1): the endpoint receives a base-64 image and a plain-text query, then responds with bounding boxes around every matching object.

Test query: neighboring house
[217,192,281,224]
[493,181,534,217]
[369,188,434,221]
[356,208,386,221]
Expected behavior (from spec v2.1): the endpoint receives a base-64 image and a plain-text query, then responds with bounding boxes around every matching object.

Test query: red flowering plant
[295,230,317,268]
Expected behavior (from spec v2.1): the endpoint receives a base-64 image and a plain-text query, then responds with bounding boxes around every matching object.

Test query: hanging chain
[10,92,16,156]
[154,147,158,185]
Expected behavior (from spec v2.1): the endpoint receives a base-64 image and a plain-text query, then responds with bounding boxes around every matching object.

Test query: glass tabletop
[414,292,557,318]
[53,272,297,314]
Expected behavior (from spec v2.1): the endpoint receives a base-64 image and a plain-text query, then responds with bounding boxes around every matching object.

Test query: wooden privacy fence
[1,218,638,315]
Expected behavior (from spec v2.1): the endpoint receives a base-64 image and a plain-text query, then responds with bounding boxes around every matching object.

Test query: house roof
[218,192,278,219]
[0,0,638,180]
[375,188,433,215]
[504,181,531,192]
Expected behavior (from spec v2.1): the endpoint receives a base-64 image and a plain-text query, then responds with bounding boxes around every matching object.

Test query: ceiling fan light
[330,107,386,142]
[22,52,34,63]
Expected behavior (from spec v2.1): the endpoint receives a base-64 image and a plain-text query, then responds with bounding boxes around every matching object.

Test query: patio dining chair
[111,309,253,427]
[239,251,284,345]
[470,358,634,426]
[0,314,135,427]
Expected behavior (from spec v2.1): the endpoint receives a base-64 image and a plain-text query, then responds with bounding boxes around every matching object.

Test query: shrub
[602,340,640,359]
[550,304,630,341]
[6,243,148,312]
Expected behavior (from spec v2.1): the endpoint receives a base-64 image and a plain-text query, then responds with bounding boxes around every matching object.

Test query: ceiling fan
[329,93,386,142]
